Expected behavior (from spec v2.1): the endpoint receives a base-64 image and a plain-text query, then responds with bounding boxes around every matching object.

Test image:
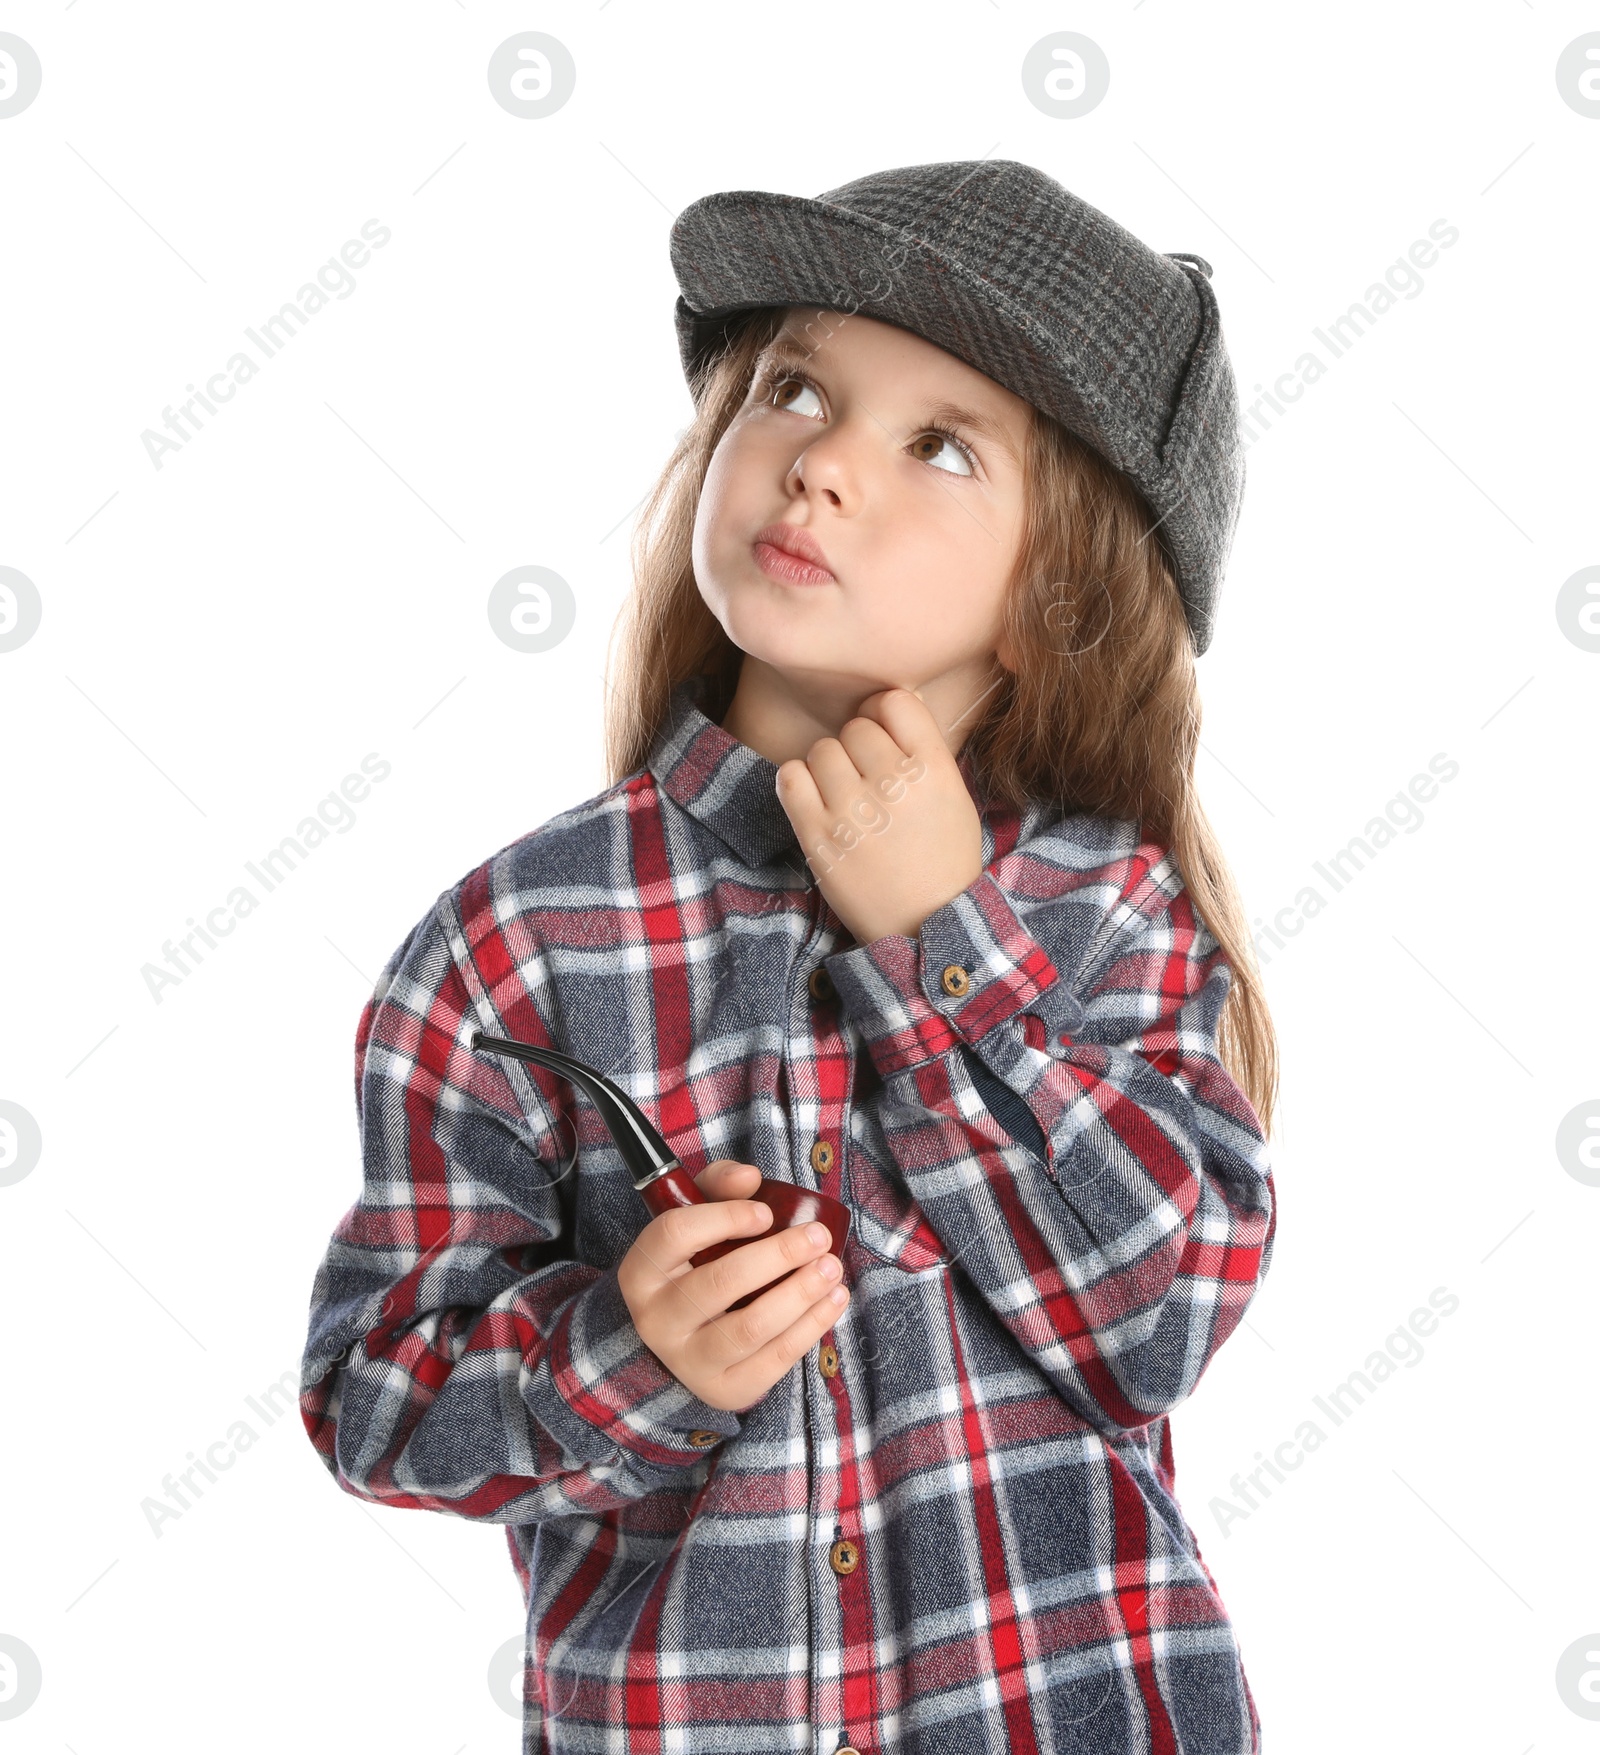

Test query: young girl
[299,159,1278,1755]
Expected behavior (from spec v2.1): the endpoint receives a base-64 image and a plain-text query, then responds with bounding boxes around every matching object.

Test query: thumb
[693,1159,763,1196]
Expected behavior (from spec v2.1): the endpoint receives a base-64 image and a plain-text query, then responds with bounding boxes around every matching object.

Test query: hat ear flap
[675,294,728,403]
[675,297,787,405]
[1159,261,1236,472]
[1153,261,1245,655]
[674,294,700,387]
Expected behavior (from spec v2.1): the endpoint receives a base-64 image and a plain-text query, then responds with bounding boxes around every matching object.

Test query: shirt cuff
[527,1262,741,1469]
[824,870,1068,1078]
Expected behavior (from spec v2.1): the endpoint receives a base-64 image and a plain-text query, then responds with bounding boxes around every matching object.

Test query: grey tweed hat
[669,158,1244,656]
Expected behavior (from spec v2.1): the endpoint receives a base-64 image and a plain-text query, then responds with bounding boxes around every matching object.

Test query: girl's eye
[768,374,822,419]
[906,427,976,478]
[757,369,978,479]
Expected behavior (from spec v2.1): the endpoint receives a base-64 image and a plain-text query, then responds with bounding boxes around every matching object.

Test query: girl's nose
[785,426,866,503]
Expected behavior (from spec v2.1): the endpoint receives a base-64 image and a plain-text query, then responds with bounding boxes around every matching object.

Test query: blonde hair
[603,306,1278,1139]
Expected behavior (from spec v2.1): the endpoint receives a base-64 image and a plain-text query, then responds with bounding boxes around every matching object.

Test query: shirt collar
[647,674,990,872]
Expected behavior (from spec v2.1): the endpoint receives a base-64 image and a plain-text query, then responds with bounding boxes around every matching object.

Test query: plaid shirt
[299,673,1277,1755]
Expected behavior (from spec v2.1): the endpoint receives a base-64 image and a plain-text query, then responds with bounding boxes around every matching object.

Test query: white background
[2,2,1597,1750]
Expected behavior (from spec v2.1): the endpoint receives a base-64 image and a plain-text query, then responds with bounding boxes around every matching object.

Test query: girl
[300,159,1278,1755]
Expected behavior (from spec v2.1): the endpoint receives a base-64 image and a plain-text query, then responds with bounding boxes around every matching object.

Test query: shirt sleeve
[297,896,743,1524]
[822,854,1276,1439]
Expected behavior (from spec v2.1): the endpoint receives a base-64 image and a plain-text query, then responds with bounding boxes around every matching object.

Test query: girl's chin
[720,630,867,684]
[715,594,839,650]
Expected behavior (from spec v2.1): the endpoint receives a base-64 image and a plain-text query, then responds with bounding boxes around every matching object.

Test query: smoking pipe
[470,1031,851,1312]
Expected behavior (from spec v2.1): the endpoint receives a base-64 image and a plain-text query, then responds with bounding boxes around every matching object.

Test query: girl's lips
[752,540,836,586]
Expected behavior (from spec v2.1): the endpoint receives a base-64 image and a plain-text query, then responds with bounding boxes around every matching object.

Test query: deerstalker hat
[668,158,1244,656]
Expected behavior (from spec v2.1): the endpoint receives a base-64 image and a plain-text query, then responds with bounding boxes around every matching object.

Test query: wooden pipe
[470,1031,851,1311]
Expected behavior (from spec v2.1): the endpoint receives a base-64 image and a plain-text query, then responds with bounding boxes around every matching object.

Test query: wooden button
[940,964,971,997]
[685,1430,721,1448]
[809,1139,835,1175]
[829,1537,859,1575]
[818,1342,839,1378]
[808,965,835,1002]
[838,1748,862,1755]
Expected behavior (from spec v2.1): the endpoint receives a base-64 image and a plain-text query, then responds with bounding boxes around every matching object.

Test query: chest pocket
[843,1058,950,1273]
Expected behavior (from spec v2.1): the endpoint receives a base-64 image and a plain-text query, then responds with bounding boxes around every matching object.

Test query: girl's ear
[995,630,1018,673]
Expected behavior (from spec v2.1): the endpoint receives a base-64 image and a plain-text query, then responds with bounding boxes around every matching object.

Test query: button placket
[792,931,856,1735]
[807,961,840,1180]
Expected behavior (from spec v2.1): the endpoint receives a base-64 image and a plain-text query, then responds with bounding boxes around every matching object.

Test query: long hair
[603,305,1279,1139]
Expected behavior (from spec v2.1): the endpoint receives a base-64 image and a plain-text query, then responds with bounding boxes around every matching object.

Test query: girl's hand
[616,1160,850,1414]
[775,688,983,945]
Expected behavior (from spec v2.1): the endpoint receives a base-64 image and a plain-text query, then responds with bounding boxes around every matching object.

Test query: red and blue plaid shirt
[299,673,1277,1754]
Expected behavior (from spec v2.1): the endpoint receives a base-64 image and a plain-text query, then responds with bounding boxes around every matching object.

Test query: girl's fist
[775,687,983,945]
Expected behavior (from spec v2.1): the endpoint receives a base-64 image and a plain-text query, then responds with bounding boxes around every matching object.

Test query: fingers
[809,724,903,821]
[850,687,946,762]
[631,1198,774,1290]
[680,1220,846,1354]
[774,754,823,824]
[717,1271,851,1410]
[778,733,896,839]
[835,711,906,776]
[693,1159,764,1196]
[784,690,943,817]
[620,1175,851,1416]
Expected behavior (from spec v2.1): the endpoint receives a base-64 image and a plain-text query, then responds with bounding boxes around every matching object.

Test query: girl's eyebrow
[756,334,1021,466]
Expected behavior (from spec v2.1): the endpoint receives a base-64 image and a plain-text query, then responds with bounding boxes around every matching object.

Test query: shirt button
[940,964,971,997]
[818,1342,839,1378]
[808,965,835,1002]
[685,1430,721,1448]
[839,1747,863,1755]
[809,1139,835,1175]
[829,1537,859,1575]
